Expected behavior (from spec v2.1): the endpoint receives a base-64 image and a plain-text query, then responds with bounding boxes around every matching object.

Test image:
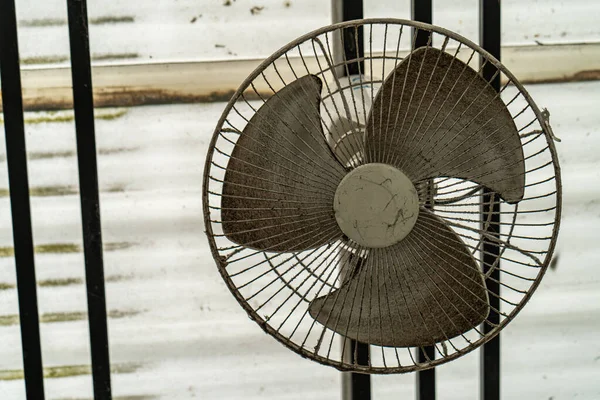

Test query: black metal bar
[332,0,364,76]
[479,1,501,400]
[342,335,371,400]
[416,347,436,400]
[411,0,433,48]
[340,254,371,400]
[332,1,370,399]
[411,1,435,399]
[0,1,46,399]
[66,1,112,399]
[342,0,364,75]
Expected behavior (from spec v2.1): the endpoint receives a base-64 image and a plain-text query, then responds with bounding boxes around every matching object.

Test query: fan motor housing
[333,163,419,248]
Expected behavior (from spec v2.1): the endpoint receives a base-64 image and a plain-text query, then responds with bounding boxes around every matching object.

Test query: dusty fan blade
[365,47,525,203]
[308,209,489,347]
[222,75,346,252]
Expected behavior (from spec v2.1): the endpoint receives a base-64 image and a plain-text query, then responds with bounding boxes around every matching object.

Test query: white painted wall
[12,0,600,64]
[0,1,599,399]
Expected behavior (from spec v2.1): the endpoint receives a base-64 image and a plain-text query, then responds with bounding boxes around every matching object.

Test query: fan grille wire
[203,19,561,373]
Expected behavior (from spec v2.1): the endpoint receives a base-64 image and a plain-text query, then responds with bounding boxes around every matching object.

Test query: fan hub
[333,163,419,248]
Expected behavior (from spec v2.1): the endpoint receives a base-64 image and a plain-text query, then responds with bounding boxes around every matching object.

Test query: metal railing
[1,0,112,399]
[0,0,502,399]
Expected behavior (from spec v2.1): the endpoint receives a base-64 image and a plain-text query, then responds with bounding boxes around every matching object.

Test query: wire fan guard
[203,19,561,373]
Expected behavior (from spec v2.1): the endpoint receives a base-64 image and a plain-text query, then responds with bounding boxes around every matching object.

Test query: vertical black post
[411,0,433,47]
[342,319,371,400]
[331,3,370,398]
[479,1,501,400]
[412,1,436,400]
[331,0,364,76]
[66,1,112,399]
[0,2,47,399]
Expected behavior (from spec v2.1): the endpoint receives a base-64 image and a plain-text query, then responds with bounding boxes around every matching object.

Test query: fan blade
[308,209,489,347]
[222,75,346,252]
[365,47,525,203]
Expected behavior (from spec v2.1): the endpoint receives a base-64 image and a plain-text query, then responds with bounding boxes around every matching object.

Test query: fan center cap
[334,163,419,248]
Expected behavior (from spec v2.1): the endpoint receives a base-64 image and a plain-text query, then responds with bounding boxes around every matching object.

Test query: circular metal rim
[202,18,562,373]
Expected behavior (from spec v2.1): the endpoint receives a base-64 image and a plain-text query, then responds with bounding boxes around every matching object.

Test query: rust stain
[517,69,600,85]
[10,68,598,113]
[0,87,269,112]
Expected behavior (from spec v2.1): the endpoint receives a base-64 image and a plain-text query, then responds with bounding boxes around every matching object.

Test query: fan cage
[202,19,561,373]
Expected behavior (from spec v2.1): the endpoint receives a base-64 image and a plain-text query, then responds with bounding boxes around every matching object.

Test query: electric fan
[203,19,561,373]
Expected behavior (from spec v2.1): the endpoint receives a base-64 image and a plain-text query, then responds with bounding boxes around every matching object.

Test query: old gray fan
[203,19,560,373]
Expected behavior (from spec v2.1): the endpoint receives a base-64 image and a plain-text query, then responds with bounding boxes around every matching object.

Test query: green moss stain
[25,148,134,160]
[0,362,143,381]
[41,311,87,324]
[104,242,137,252]
[92,53,139,61]
[21,55,68,65]
[22,111,76,124]
[35,243,80,254]
[55,396,157,400]
[29,150,76,160]
[38,277,84,287]
[96,108,129,120]
[1,275,129,291]
[89,16,135,25]
[0,241,135,258]
[30,186,79,197]
[0,247,14,257]
[98,147,138,156]
[106,184,127,193]
[0,108,128,125]
[0,277,130,290]
[0,309,141,327]
[56,397,157,400]
[20,52,139,66]
[20,16,133,29]
[0,283,16,291]
[20,18,66,27]
[108,309,140,319]
[54,396,156,400]
[1,184,135,198]
[0,244,79,257]
[0,315,19,326]
[106,274,133,283]
[0,277,98,290]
